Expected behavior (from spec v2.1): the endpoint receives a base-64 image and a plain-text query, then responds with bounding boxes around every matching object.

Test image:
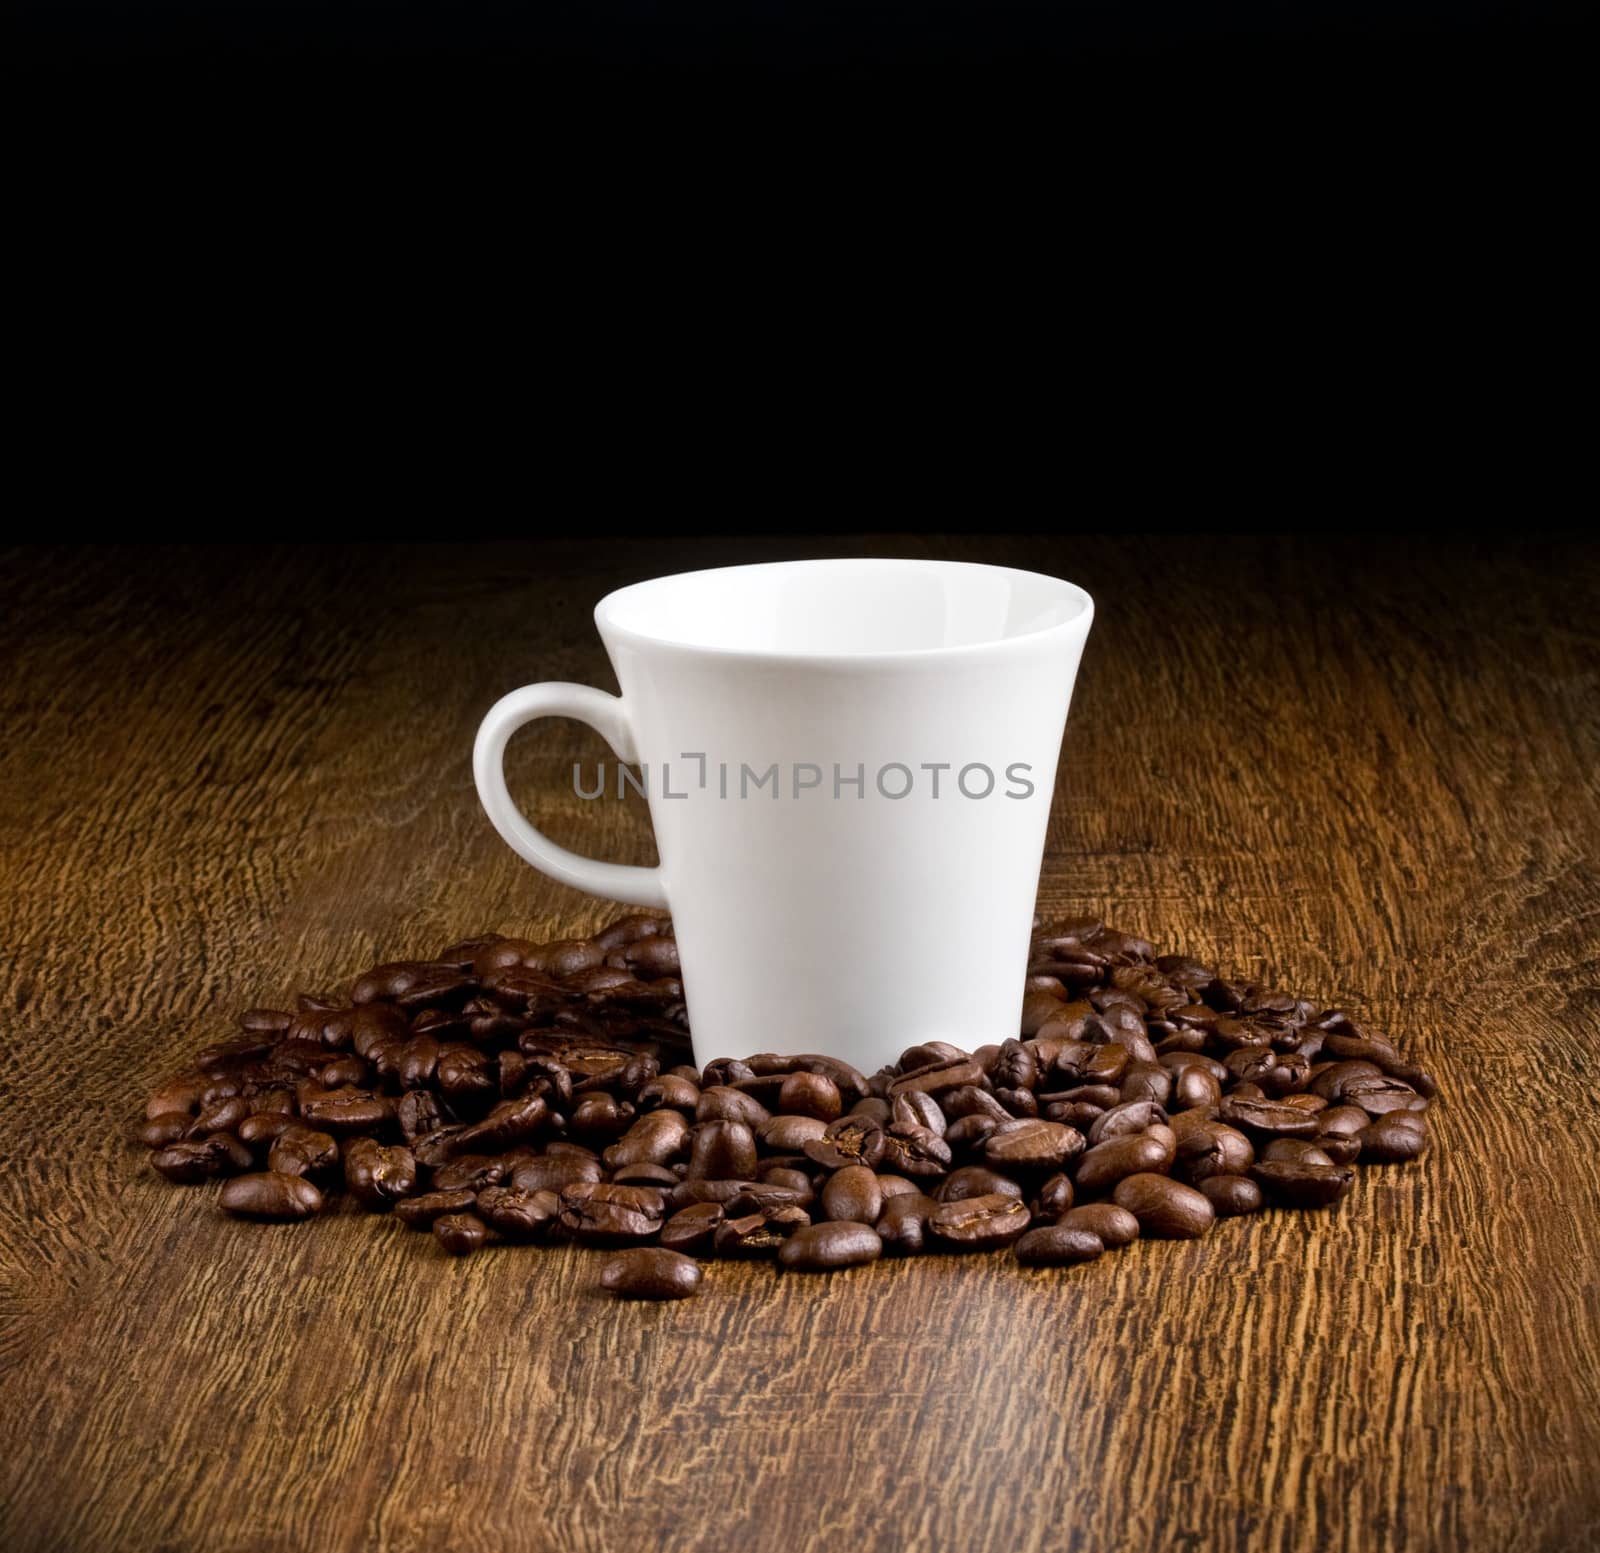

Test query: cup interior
[596,559,1090,658]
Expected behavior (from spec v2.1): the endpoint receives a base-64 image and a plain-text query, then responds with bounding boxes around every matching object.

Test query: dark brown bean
[1057,1204,1140,1247]
[1199,1175,1265,1216]
[434,1212,489,1255]
[1013,1225,1104,1266]
[927,1194,1031,1251]
[820,1165,884,1225]
[778,1221,882,1271]
[219,1171,323,1221]
[601,1248,703,1298]
[1112,1173,1214,1238]
[1251,1160,1357,1207]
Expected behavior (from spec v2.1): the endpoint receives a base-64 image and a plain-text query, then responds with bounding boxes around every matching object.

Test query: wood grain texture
[1,537,1596,1553]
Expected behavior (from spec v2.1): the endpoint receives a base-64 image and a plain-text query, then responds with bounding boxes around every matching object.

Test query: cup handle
[473,682,668,909]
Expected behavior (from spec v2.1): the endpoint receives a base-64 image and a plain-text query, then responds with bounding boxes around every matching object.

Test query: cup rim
[594,558,1094,665]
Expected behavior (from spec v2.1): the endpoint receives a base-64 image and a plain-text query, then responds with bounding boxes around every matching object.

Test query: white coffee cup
[474,559,1093,1074]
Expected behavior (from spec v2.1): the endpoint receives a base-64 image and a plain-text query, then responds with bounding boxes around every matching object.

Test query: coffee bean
[1032,1172,1075,1219]
[876,1193,940,1254]
[1074,1132,1174,1194]
[1251,1160,1357,1208]
[394,1189,480,1229]
[1056,1204,1140,1247]
[601,1248,703,1298]
[510,1154,604,1194]
[804,1116,886,1171]
[660,1202,725,1254]
[983,1119,1082,1171]
[821,1165,884,1225]
[778,1221,883,1271]
[714,1206,809,1258]
[477,1185,560,1239]
[1111,1174,1214,1238]
[778,1071,842,1122]
[1358,1111,1429,1162]
[219,1172,323,1221]
[759,1115,829,1151]
[1013,1225,1104,1266]
[268,1124,339,1178]
[299,1087,395,1134]
[434,1212,489,1255]
[687,1119,759,1180]
[927,1194,1031,1251]
[558,1182,668,1243]
[937,1167,1026,1205]
[151,1133,252,1183]
[335,1137,412,1205]
[1199,1176,1265,1216]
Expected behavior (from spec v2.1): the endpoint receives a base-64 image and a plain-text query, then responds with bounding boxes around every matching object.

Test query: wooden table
[3,537,1596,1553]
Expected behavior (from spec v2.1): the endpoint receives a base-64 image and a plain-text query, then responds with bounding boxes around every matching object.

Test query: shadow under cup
[484,559,1094,1075]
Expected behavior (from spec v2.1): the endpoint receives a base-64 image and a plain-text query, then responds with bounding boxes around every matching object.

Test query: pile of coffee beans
[139,915,1436,1298]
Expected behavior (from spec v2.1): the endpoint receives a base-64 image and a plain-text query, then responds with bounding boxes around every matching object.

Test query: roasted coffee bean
[695,1086,771,1126]
[1199,1175,1265,1216]
[983,1119,1082,1171]
[558,1182,667,1243]
[804,1116,885,1171]
[660,1202,726,1254]
[938,1167,1026,1204]
[779,1221,882,1271]
[604,1109,690,1169]
[821,1166,884,1225]
[1074,1132,1174,1194]
[778,1071,842,1122]
[890,1056,984,1097]
[343,1138,417,1208]
[139,1114,193,1148]
[927,1194,1031,1251]
[219,1171,323,1221]
[431,1153,522,1193]
[1112,1174,1214,1238]
[1173,1122,1255,1184]
[1172,1065,1223,1110]
[687,1119,759,1180]
[1014,1225,1103,1267]
[874,1174,919,1201]
[881,1123,953,1178]
[152,1133,253,1182]
[848,1096,894,1125]
[1218,1094,1321,1138]
[1086,1099,1167,1145]
[1057,1204,1140,1247]
[397,1089,445,1143]
[299,1087,395,1135]
[601,1248,702,1298]
[1262,1139,1335,1167]
[876,1193,939,1254]
[1251,1160,1357,1208]
[638,1074,700,1113]
[1032,1172,1075,1219]
[147,1071,205,1118]
[510,1154,604,1195]
[760,1114,830,1151]
[892,1089,946,1136]
[614,1163,680,1187]
[1358,1111,1429,1162]
[268,1124,339,1178]
[453,1094,548,1154]
[434,1212,489,1256]
[715,1207,809,1258]
[1342,1075,1423,1117]
[189,1097,253,1137]
[395,1189,479,1229]
[944,1114,1000,1151]
[477,1186,560,1240]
